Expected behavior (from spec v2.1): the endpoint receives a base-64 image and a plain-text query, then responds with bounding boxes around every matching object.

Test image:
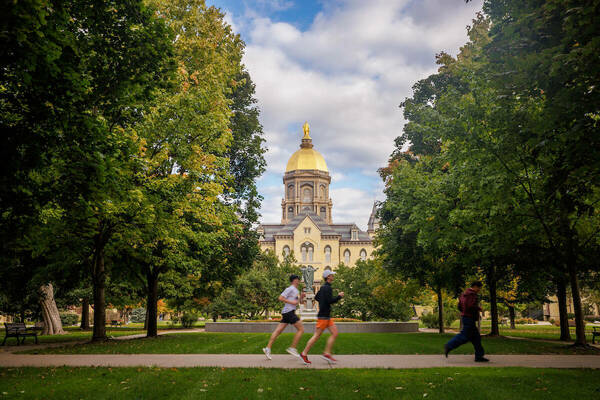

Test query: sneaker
[321,353,337,364]
[262,347,272,360]
[444,344,450,358]
[300,354,311,365]
[286,347,300,358]
[475,357,490,362]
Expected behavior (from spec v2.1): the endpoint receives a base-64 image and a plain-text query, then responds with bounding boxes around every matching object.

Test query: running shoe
[321,353,337,364]
[286,347,300,358]
[262,347,272,360]
[300,354,311,365]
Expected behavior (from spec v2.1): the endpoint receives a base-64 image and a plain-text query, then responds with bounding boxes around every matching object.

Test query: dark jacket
[458,288,481,319]
[315,282,341,319]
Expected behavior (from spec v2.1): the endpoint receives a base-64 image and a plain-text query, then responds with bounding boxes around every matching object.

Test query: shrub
[180,312,198,328]
[515,317,535,325]
[584,316,600,323]
[130,308,146,323]
[59,312,78,326]
[421,312,439,329]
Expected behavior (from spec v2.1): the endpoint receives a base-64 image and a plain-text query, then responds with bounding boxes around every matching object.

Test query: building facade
[258,122,378,289]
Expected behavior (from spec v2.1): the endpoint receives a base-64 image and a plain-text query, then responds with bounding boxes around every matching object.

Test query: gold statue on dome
[302,121,311,139]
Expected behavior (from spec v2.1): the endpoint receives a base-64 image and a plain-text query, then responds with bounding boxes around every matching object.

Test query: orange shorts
[316,319,335,330]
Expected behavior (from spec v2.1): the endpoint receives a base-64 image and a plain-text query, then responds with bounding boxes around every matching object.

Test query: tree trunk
[508,305,516,329]
[487,267,499,336]
[39,283,65,335]
[566,259,587,345]
[80,298,90,330]
[436,287,444,334]
[92,249,107,341]
[146,271,159,338]
[555,278,571,341]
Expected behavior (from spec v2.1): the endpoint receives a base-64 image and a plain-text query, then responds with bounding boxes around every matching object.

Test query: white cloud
[234,0,483,226]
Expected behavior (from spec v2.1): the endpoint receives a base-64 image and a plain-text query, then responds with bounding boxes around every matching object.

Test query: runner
[444,281,489,362]
[300,269,344,365]
[263,274,305,360]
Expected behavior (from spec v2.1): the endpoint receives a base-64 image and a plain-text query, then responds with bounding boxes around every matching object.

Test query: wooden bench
[110,320,122,327]
[592,326,599,344]
[2,322,39,345]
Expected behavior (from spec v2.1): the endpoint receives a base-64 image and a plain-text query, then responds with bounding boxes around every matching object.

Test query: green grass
[1,328,145,345]
[23,332,597,355]
[0,367,599,399]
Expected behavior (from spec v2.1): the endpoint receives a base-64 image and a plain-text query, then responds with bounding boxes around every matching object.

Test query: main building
[258,123,378,290]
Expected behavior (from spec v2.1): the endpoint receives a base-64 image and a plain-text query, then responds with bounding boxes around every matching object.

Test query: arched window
[288,185,294,199]
[288,206,294,217]
[320,185,326,199]
[283,246,290,257]
[324,245,331,263]
[320,206,326,217]
[360,249,367,261]
[301,242,314,263]
[344,249,350,264]
[302,187,312,202]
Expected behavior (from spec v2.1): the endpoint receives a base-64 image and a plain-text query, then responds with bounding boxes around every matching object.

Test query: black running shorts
[280,310,300,324]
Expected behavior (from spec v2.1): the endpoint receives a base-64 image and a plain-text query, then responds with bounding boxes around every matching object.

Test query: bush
[515,317,535,325]
[180,312,198,328]
[130,308,146,323]
[59,312,78,326]
[584,316,600,323]
[421,312,439,329]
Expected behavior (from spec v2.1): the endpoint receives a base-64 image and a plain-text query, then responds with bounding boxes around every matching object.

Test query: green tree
[333,259,415,321]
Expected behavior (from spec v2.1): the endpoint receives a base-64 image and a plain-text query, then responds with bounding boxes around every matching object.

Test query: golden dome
[285,147,328,172]
[285,122,328,172]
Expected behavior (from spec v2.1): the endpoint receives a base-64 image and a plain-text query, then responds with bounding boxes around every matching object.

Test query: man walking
[300,270,344,365]
[263,274,304,360]
[444,281,489,362]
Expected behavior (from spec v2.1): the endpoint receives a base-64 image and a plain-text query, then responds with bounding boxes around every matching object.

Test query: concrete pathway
[1,353,599,369]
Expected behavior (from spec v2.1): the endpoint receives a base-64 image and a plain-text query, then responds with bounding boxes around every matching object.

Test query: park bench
[2,322,39,345]
[110,320,122,327]
[592,326,599,344]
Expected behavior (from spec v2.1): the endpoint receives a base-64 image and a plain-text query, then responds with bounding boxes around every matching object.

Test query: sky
[207,0,483,230]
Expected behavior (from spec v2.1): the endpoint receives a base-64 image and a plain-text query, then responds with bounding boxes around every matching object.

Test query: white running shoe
[263,347,272,360]
[286,347,300,358]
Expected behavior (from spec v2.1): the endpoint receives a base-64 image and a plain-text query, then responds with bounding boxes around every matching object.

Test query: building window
[288,185,294,199]
[320,185,326,199]
[283,246,290,257]
[351,230,358,240]
[360,249,367,261]
[301,242,314,263]
[304,227,311,234]
[344,249,350,264]
[302,187,312,202]
[324,245,331,263]
[320,206,326,217]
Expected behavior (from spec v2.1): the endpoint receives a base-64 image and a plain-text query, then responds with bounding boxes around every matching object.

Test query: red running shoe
[300,354,311,365]
[321,353,337,364]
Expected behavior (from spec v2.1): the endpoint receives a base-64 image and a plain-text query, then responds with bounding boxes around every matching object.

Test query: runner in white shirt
[263,274,305,360]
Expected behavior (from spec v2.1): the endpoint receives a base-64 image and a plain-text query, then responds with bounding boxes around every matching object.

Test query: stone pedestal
[299,292,318,320]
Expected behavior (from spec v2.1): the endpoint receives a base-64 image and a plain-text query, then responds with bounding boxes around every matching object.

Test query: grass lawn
[1,328,145,345]
[23,332,598,355]
[445,320,600,342]
[0,367,599,399]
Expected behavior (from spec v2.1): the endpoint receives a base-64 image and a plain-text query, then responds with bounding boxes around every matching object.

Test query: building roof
[285,123,329,173]
[259,211,372,242]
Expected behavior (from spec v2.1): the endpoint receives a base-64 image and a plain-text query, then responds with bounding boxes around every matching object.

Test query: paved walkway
[1,353,599,369]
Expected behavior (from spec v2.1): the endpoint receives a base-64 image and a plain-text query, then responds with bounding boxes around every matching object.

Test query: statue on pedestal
[300,265,317,311]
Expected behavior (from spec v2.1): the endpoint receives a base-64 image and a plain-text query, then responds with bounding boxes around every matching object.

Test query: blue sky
[207,0,483,229]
